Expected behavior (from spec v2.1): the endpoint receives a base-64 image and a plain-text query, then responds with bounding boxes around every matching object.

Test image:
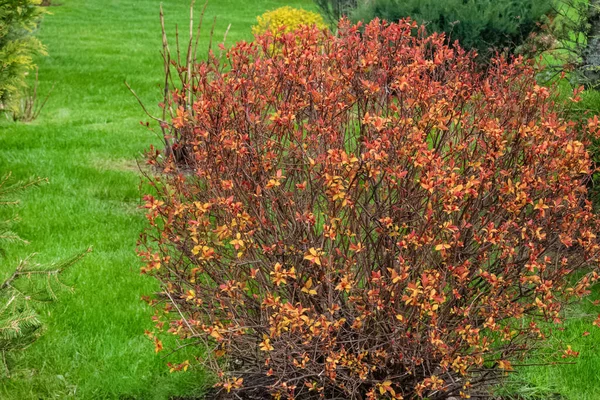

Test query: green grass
[0,0,313,398]
[497,286,600,400]
[2,0,600,398]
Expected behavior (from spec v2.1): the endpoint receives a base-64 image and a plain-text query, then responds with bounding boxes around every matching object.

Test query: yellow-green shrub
[252,6,326,37]
[0,0,46,113]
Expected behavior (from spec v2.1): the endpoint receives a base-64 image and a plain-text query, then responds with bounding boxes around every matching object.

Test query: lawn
[1,0,600,399]
[0,0,313,398]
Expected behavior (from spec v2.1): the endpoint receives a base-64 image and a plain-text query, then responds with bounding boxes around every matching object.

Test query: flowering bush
[140,19,600,399]
[252,6,326,38]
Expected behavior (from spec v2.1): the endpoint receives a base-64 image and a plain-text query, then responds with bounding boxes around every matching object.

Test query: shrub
[252,6,327,38]
[11,66,55,122]
[0,0,46,113]
[139,19,600,399]
[314,0,357,24]
[347,0,553,61]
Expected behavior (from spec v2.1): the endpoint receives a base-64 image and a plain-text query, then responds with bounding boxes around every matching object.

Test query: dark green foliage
[314,0,357,23]
[0,0,45,113]
[349,0,553,61]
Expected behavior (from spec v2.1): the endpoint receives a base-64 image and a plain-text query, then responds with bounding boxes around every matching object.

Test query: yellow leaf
[304,247,322,266]
[435,243,451,251]
[185,289,195,301]
[259,335,274,351]
[498,359,513,371]
[154,338,163,353]
[301,278,317,295]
